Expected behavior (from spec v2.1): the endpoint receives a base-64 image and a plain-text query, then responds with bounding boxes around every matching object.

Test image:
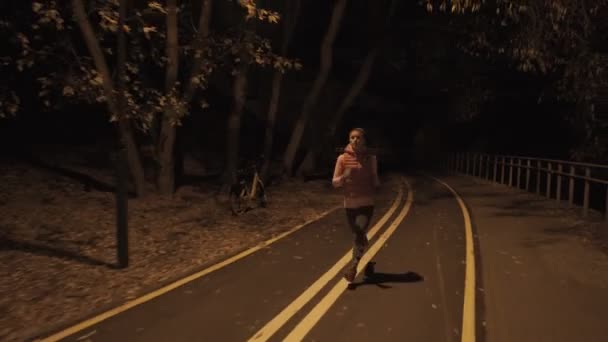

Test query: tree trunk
[329,0,397,135]
[72,0,146,197]
[260,0,301,182]
[155,0,212,194]
[296,0,398,177]
[223,64,248,187]
[297,46,380,177]
[183,0,213,103]
[328,49,379,135]
[157,0,180,195]
[282,0,348,176]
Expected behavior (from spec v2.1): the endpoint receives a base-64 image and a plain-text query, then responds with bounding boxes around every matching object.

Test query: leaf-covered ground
[0,147,343,342]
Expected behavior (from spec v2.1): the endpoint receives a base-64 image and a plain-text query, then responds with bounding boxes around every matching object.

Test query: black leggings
[345,206,374,267]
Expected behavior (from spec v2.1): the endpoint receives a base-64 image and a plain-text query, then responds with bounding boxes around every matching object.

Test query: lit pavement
[44,175,608,342]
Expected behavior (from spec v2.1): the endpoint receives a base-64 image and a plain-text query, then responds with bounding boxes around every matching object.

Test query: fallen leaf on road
[293,256,303,260]
[431,304,437,309]
[77,330,96,340]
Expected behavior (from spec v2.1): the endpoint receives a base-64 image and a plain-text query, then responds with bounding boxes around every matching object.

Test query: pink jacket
[332,144,380,208]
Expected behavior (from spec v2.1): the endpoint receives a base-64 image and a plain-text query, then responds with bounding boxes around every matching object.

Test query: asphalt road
[43,174,608,342]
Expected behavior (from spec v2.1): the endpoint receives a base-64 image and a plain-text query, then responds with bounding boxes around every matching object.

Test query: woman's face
[349,130,365,150]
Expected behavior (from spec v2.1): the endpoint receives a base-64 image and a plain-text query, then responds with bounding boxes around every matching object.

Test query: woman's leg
[344,206,374,281]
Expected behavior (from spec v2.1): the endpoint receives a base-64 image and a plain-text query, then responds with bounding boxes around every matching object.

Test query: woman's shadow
[347,262,424,290]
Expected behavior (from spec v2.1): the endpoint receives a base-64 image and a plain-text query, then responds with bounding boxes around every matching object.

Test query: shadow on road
[0,235,117,269]
[347,262,424,290]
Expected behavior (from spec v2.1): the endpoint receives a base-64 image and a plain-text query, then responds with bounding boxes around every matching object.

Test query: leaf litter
[0,158,343,342]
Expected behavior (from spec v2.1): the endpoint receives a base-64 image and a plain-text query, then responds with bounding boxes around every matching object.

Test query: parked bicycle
[229,155,267,215]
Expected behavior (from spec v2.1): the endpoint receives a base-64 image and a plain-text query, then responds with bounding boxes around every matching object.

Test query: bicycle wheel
[230,184,249,215]
[256,179,267,208]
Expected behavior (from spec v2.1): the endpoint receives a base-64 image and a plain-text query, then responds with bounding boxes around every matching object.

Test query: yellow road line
[39,206,342,342]
[283,179,414,341]
[248,181,406,342]
[430,176,476,342]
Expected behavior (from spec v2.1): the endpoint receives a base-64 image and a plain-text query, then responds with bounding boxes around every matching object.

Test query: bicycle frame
[248,171,261,200]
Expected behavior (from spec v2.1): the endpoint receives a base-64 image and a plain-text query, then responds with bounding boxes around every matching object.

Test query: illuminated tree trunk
[183,0,213,103]
[260,0,301,182]
[72,0,146,197]
[156,0,212,195]
[224,63,248,187]
[157,0,179,195]
[282,0,348,176]
[297,46,380,177]
[296,0,397,177]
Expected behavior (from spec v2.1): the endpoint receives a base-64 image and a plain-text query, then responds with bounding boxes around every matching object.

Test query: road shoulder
[444,175,608,342]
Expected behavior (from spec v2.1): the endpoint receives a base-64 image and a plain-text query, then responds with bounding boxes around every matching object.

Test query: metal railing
[445,152,608,221]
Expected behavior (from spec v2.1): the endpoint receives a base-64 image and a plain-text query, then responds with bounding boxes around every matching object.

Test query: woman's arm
[332,155,346,188]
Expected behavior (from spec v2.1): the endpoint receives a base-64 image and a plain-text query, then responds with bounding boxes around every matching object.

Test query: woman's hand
[343,167,352,182]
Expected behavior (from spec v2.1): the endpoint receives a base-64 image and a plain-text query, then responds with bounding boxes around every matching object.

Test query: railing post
[466,153,471,175]
[517,158,522,189]
[493,155,498,183]
[479,154,484,178]
[556,163,562,206]
[501,156,506,184]
[460,153,464,173]
[473,153,478,177]
[115,147,129,269]
[451,153,455,173]
[605,186,608,222]
[461,153,465,173]
[525,159,531,192]
[583,167,590,217]
[569,165,575,208]
[536,160,541,195]
[485,154,490,180]
[447,155,450,172]
[546,162,552,198]
[445,154,449,173]
[447,154,451,173]
[508,157,513,187]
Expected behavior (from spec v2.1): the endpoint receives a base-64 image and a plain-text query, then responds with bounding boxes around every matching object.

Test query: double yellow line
[38,205,344,342]
[41,176,476,342]
[249,178,413,341]
[250,176,477,342]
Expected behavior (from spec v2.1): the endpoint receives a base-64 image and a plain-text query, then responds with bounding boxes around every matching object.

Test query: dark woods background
[0,0,606,190]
